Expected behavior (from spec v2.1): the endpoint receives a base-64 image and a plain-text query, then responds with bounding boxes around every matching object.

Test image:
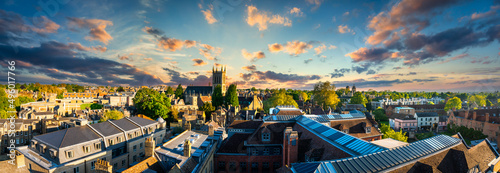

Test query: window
[133,145,137,152]
[263,148,269,155]
[262,133,270,141]
[122,160,126,166]
[113,163,117,169]
[117,137,122,143]
[240,162,246,170]
[133,155,137,162]
[95,143,101,150]
[83,145,91,153]
[140,143,143,149]
[273,162,280,169]
[263,162,269,169]
[252,162,259,171]
[66,150,74,158]
[251,148,258,155]
[91,161,96,170]
[109,139,114,145]
[218,161,225,169]
[273,148,280,155]
[74,167,79,173]
[229,162,236,171]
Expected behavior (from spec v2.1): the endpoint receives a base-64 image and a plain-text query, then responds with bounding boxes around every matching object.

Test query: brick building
[448,108,500,145]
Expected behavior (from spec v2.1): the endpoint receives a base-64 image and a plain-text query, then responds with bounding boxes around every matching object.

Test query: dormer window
[83,145,91,153]
[365,127,371,133]
[95,143,101,150]
[262,133,270,142]
[343,129,349,134]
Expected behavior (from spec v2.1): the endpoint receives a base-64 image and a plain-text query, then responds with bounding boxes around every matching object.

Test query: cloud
[163,68,210,86]
[289,7,303,16]
[192,58,208,66]
[144,58,153,61]
[246,5,291,31]
[143,26,197,52]
[306,0,324,11]
[201,5,218,24]
[268,43,284,52]
[439,53,468,64]
[242,65,257,71]
[346,47,393,63]
[333,78,437,88]
[0,10,60,42]
[338,25,354,34]
[471,5,498,20]
[330,68,351,78]
[199,44,222,60]
[0,41,163,86]
[314,44,326,55]
[241,70,321,83]
[366,0,464,45]
[393,67,403,70]
[67,17,113,44]
[242,49,266,61]
[30,16,60,34]
[304,58,313,64]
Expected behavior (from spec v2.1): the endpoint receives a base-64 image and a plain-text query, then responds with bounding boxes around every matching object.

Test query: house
[415,112,439,130]
[329,118,382,141]
[238,95,263,110]
[448,108,500,145]
[269,106,304,116]
[341,104,367,112]
[0,119,40,154]
[388,113,417,131]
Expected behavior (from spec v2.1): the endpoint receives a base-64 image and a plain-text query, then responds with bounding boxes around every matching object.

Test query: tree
[373,108,388,122]
[212,85,224,108]
[350,92,368,107]
[312,82,340,110]
[100,110,124,122]
[166,86,174,95]
[468,95,486,107]
[251,87,257,91]
[486,99,493,106]
[380,124,408,142]
[117,86,125,92]
[90,103,103,110]
[444,97,462,111]
[200,102,215,120]
[428,101,435,105]
[225,84,239,108]
[263,89,298,112]
[133,88,171,119]
[300,92,309,101]
[175,84,184,99]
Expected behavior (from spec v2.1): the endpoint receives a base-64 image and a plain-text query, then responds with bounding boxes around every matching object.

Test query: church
[183,65,227,100]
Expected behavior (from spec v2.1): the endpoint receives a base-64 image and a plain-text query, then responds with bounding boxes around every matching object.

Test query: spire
[212,66,214,72]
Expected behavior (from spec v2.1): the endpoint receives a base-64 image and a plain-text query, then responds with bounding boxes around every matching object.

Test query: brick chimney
[145,137,155,158]
[485,113,490,123]
[95,159,113,173]
[15,151,25,168]
[183,139,191,157]
[208,124,214,136]
[184,121,191,131]
[472,111,477,120]
[283,127,298,167]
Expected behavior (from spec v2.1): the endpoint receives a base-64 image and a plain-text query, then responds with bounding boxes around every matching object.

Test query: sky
[0,0,499,92]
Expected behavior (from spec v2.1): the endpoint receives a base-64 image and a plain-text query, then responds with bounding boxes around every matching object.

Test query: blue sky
[0,0,499,92]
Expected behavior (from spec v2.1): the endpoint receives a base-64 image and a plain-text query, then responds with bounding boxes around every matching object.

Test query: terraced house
[15,117,167,173]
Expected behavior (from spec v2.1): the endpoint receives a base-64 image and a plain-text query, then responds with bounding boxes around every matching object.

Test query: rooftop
[155,131,208,168]
[227,120,262,129]
[33,125,101,149]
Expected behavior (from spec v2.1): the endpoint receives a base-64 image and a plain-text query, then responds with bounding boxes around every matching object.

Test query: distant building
[415,112,439,130]
[108,92,135,106]
[183,65,228,98]
[238,95,263,110]
[0,119,40,154]
[388,113,417,131]
[448,107,500,145]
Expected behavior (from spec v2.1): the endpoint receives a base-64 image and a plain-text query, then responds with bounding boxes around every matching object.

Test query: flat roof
[155,131,208,167]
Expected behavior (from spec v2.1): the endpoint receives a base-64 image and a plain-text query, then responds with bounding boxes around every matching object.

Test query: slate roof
[246,122,295,145]
[387,113,416,120]
[127,116,157,127]
[329,119,382,139]
[218,133,252,153]
[276,110,304,115]
[227,120,262,129]
[89,121,123,137]
[184,86,212,96]
[416,112,439,117]
[33,125,101,148]
[111,118,140,131]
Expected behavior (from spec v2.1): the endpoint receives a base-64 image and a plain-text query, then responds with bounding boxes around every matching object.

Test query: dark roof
[387,113,416,120]
[416,112,439,117]
[276,110,303,115]
[439,116,448,122]
[90,121,123,137]
[111,118,140,131]
[184,86,212,95]
[227,120,262,129]
[34,126,101,148]
[218,133,252,153]
[127,117,157,127]
[246,122,295,145]
[329,119,382,139]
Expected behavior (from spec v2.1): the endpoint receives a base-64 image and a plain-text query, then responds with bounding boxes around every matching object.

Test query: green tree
[90,103,103,110]
[380,124,408,142]
[445,97,462,111]
[212,85,224,108]
[175,84,184,99]
[263,89,298,113]
[469,95,486,107]
[300,92,309,101]
[486,99,492,106]
[117,86,125,92]
[225,84,239,108]
[133,88,171,119]
[312,81,340,110]
[200,102,215,120]
[251,87,257,91]
[350,92,368,107]
[99,110,124,122]
[373,108,388,122]
[428,101,435,105]
[166,86,174,95]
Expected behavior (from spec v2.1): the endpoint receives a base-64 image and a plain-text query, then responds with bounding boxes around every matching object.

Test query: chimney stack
[183,139,191,157]
[472,111,477,120]
[486,113,490,123]
[283,127,299,167]
[208,124,214,136]
[145,137,155,158]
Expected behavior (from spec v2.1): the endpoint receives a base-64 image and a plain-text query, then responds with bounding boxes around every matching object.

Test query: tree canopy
[225,84,239,108]
[350,91,368,107]
[444,97,462,111]
[263,89,298,113]
[380,124,408,142]
[212,85,224,108]
[373,108,388,122]
[312,81,340,110]
[99,110,124,122]
[133,88,171,119]
[200,102,215,120]
[175,84,184,99]
[166,86,174,95]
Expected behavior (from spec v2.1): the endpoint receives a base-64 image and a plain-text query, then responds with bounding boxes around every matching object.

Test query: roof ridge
[58,128,69,148]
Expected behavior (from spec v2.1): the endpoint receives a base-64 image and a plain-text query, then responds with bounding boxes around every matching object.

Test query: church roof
[184,86,212,96]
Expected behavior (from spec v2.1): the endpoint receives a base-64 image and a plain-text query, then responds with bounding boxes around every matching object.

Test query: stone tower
[212,66,227,95]
[183,139,192,157]
[145,137,155,158]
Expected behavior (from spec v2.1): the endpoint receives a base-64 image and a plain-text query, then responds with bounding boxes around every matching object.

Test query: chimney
[486,113,490,123]
[15,151,25,168]
[472,111,477,120]
[208,124,214,136]
[183,139,192,157]
[184,121,191,131]
[95,159,113,173]
[145,137,155,158]
[283,127,298,167]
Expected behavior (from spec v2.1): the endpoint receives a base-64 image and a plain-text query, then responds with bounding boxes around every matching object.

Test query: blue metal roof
[291,135,461,173]
[297,116,385,157]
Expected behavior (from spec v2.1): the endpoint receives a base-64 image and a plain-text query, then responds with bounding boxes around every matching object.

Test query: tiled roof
[33,125,101,148]
[246,122,295,145]
[184,86,212,95]
[329,119,382,139]
[291,135,462,173]
[227,120,262,129]
[90,121,123,137]
[218,133,252,153]
[416,112,439,117]
[276,110,304,115]
[127,116,157,127]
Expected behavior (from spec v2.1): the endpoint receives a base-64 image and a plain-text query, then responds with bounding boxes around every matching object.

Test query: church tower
[212,66,227,95]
